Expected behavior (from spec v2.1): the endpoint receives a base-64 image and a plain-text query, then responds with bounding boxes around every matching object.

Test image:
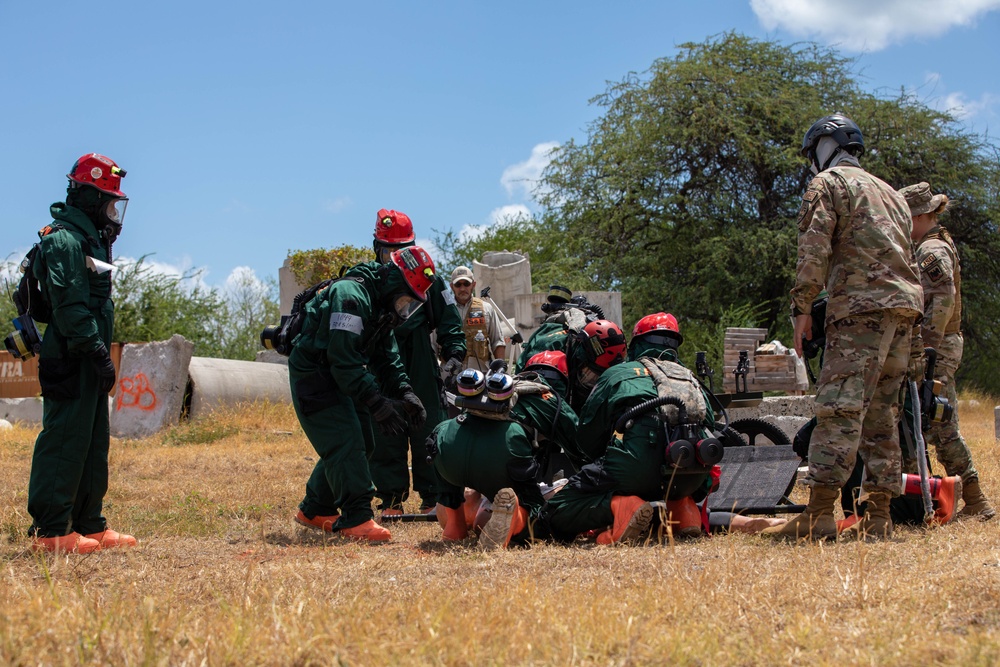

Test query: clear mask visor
[104,197,128,225]
[577,366,600,390]
[393,294,424,321]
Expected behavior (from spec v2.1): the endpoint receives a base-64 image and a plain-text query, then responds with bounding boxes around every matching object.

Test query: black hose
[613,395,687,433]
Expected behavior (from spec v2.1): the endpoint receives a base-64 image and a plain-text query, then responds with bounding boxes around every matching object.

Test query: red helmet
[581,319,627,370]
[374,208,415,245]
[525,350,569,379]
[390,246,435,301]
[67,153,126,197]
[632,312,683,345]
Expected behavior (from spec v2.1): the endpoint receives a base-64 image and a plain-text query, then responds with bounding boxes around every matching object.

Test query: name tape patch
[330,312,364,335]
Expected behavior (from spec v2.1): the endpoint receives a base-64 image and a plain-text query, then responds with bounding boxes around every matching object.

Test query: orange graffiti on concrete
[116,373,158,411]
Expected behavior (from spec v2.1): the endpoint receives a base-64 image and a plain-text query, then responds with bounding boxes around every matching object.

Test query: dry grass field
[1,397,998,666]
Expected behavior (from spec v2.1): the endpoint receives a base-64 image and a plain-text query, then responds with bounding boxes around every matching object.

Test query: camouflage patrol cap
[900,182,949,216]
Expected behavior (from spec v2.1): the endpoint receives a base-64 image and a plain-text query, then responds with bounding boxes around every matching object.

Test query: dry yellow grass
[1,398,999,666]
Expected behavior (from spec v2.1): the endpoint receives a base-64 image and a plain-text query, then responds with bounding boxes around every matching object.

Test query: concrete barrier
[111,335,195,439]
[1,397,44,425]
[727,395,815,443]
[188,356,291,419]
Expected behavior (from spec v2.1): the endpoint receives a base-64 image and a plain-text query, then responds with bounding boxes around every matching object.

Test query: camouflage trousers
[908,333,978,482]
[806,310,916,495]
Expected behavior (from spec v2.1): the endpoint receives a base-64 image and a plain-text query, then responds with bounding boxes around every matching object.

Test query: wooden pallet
[722,328,805,394]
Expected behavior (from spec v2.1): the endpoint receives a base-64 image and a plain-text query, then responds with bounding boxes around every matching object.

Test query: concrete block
[255,349,289,366]
[727,395,816,422]
[1,397,44,425]
[770,416,811,443]
[188,356,291,420]
[514,292,623,343]
[111,334,194,439]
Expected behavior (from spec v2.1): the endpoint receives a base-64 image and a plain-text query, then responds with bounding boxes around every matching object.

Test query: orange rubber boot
[665,497,703,537]
[836,513,861,534]
[84,529,137,548]
[339,519,391,542]
[31,532,101,554]
[902,473,963,525]
[294,510,340,532]
[439,504,469,541]
[464,490,483,528]
[932,476,962,525]
[479,488,528,550]
[596,496,654,545]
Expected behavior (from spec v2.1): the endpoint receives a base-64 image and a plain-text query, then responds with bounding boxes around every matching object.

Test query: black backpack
[11,225,65,324]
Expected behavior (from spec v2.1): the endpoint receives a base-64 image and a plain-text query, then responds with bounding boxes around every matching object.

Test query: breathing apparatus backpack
[613,357,724,499]
[4,225,71,360]
[259,278,336,357]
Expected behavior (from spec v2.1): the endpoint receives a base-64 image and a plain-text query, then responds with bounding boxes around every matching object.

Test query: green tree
[286,245,373,286]
[213,267,280,360]
[536,32,1000,391]
[112,256,225,356]
[433,210,601,294]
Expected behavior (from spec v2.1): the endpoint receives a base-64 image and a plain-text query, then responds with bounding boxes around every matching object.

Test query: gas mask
[577,366,600,390]
[383,291,424,328]
[100,197,127,243]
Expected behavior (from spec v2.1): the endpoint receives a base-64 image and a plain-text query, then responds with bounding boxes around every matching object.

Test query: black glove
[425,432,439,463]
[400,389,426,430]
[440,354,463,379]
[89,344,117,394]
[366,392,407,436]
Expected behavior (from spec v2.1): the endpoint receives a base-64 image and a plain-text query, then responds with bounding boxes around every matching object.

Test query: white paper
[86,256,115,275]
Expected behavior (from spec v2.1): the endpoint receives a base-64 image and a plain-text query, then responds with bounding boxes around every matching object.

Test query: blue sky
[2,1,998,293]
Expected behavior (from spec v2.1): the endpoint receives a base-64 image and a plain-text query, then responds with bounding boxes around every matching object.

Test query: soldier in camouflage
[763,114,923,542]
[899,182,994,520]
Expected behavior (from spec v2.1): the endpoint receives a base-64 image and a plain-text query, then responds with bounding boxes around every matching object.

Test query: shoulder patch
[797,187,822,227]
[919,254,946,284]
[329,312,364,335]
[442,290,456,306]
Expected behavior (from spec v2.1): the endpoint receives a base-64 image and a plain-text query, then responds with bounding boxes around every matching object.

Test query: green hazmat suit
[541,347,716,541]
[430,377,578,541]
[27,203,115,538]
[515,321,574,372]
[288,262,412,529]
[369,274,465,510]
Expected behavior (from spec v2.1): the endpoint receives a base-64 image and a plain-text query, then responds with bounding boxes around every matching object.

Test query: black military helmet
[801,113,865,159]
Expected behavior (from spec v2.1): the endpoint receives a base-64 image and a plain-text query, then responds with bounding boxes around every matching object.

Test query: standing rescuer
[27,153,135,554]
[450,265,506,374]
[366,210,466,515]
[898,182,994,520]
[289,246,435,542]
[763,114,923,542]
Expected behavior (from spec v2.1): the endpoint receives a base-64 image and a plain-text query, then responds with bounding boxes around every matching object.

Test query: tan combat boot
[843,491,893,541]
[761,485,839,542]
[959,478,996,521]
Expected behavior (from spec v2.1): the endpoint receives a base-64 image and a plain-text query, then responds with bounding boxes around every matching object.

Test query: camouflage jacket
[791,165,922,325]
[916,225,962,349]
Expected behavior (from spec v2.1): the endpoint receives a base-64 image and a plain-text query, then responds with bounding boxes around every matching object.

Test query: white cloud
[905,72,999,122]
[938,91,1000,120]
[500,142,560,200]
[323,196,352,214]
[489,204,532,226]
[115,255,212,292]
[751,0,1000,51]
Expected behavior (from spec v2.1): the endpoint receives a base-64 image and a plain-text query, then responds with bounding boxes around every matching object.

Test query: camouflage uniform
[911,224,978,481]
[791,165,922,494]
